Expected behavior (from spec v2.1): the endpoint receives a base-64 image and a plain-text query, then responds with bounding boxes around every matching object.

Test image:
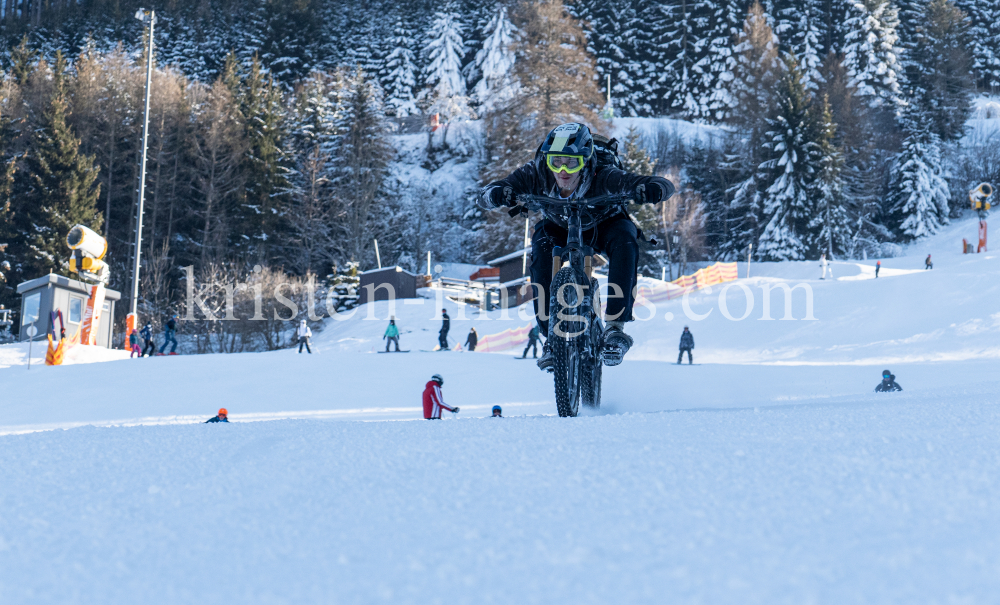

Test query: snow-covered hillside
[2,214,1000,603]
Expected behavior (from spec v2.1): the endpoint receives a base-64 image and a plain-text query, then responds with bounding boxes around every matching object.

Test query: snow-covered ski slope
[3,215,1000,603]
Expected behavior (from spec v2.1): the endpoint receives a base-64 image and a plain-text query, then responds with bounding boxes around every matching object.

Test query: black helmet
[431,374,444,386]
[882,369,891,378]
[540,123,594,161]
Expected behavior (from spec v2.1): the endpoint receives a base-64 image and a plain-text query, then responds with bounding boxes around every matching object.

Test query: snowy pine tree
[959,0,1000,90]
[903,0,973,143]
[888,109,950,240]
[701,0,745,121]
[472,6,517,114]
[807,95,851,257]
[573,0,643,116]
[423,8,469,99]
[757,54,821,261]
[780,0,826,90]
[381,17,420,118]
[662,0,712,118]
[842,0,902,108]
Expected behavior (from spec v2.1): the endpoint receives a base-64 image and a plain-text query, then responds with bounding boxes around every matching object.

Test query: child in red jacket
[423,374,459,419]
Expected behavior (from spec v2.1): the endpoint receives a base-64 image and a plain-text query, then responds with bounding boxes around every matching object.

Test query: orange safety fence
[476,323,534,353]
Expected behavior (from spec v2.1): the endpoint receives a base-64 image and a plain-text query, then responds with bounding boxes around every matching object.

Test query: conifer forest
[0,0,995,337]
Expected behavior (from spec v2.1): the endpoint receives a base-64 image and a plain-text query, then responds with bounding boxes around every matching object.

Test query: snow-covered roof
[488,247,530,266]
[498,276,530,289]
[360,266,417,277]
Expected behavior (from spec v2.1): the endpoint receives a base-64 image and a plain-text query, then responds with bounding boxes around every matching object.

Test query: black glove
[479,185,514,209]
[452,407,460,413]
[634,180,674,204]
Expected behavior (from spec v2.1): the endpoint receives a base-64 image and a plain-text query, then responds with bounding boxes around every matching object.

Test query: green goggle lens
[546,154,585,174]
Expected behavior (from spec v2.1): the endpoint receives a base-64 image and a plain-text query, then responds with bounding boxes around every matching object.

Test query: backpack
[591,133,624,172]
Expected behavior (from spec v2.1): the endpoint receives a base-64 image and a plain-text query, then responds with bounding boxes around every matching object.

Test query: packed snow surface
[1,214,999,603]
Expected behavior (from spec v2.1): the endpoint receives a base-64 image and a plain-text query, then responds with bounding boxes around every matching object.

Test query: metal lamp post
[131,8,155,319]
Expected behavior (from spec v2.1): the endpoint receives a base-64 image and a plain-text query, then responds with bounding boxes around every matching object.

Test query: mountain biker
[478,122,675,370]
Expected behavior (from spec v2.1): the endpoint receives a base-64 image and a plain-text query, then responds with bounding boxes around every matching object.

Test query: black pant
[522,338,539,358]
[142,339,155,357]
[439,330,449,350]
[530,214,638,336]
[678,348,693,364]
[298,337,312,353]
[386,336,399,351]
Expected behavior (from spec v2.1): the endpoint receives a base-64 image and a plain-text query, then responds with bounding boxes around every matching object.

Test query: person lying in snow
[206,408,229,423]
[874,370,903,392]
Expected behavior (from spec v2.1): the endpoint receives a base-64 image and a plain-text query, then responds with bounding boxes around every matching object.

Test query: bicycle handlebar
[508,193,633,217]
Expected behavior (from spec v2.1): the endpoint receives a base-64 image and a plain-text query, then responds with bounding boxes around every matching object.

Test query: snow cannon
[970,183,994,213]
[67,224,109,284]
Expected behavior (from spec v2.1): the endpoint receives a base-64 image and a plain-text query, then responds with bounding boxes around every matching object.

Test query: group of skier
[127,315,179,358]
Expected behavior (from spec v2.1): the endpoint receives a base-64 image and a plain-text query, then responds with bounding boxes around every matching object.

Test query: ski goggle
[546,154,585,174]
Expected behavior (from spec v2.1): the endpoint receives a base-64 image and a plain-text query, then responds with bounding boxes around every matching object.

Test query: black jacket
[465,331,478,347]
[874,377,902,392]
[679,330,694,350]
[482,144,674,230]
[205,415,229,423]
[440,313,450,333]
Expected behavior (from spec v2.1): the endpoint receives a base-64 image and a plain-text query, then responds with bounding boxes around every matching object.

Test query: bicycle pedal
[601,346,624,366]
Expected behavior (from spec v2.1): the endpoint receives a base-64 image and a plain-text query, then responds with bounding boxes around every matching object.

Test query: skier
[492,405,503,418]
[128,329,142,358]
[158,315,178,355]
[438,309,450,351]
[522,325,541,359]
[478,122,675,370]
[464,327,478,352]
[422,374,459,419]
[384,318,400,352]
[925,254,933,270]
[140,322,155,357]
[678,326,694,365]
[874,370,903,392]
[297,319,312,354]
[205,408,229,423]
[875,261,881,278]
[819,254,832,280]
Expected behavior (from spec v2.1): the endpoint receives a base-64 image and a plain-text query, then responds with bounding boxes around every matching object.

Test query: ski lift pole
[374,239,382,269]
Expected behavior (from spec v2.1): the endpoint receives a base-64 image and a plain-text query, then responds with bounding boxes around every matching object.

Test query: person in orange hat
[205,408,229,423]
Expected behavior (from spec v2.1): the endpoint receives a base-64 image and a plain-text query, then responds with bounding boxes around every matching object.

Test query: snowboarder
[819,254,832,280]
[874,370,903,392]
[297,319,312,354]
[478,122,675,370]
[875,261,881,278]
[384,318,400,352]
[438,309,450,350]
[522,325,541,359]
[158,315,178,355]
[492,405,503,418]
[128,329,142,358]
[205,408,229,423]
[464,327,478,352]
[925,254,933,270]
[678,326,694,365]
[422,374,459,419]
[140,322,155,357]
